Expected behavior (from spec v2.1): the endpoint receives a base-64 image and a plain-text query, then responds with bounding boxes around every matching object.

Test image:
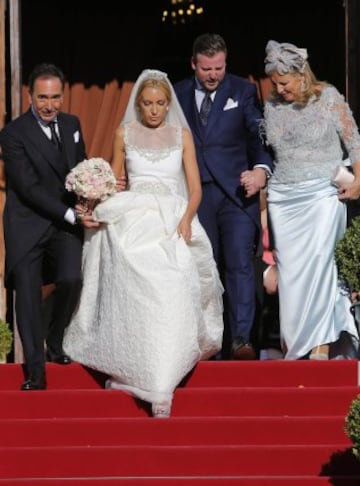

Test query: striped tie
[199,91,212,126]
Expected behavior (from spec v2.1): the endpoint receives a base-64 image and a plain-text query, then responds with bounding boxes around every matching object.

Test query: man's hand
[240,168,267,197]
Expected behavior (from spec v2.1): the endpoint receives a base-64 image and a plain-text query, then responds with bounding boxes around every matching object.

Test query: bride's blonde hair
[135,78,172,109]
[121,69,190,130]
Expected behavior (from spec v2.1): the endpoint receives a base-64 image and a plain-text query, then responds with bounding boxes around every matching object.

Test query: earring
[300,79,306,92]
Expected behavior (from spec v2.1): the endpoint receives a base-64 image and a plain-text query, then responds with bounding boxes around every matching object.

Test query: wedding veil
[120,69,191,200]
[120,69,190,131]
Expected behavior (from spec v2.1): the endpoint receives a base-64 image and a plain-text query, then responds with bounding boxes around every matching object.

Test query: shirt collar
[194,78,216,99]
[31,106,58,127]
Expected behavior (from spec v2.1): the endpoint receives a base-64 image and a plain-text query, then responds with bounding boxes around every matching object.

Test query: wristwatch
[263,168,272,180]
[76,212,84,224]
[72,208,83,225]
[261,168,272,188]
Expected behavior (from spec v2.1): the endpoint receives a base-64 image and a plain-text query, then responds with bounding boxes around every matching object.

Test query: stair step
[0,416,350,447]
[0,477,359,485]
[0,363,104,390]
[1,445,360,478]
[0,477,360,485]
[0,386,358,418]
[1,360,359,482]
[182,360,360,387]
[2,360,359,390]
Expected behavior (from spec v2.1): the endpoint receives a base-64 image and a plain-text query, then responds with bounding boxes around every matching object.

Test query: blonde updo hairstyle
[135,77,172,108]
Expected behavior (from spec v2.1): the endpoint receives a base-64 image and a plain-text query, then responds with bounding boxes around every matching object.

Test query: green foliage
[335,216,360,292]
[345,393,360,460]
[0,319,13,357]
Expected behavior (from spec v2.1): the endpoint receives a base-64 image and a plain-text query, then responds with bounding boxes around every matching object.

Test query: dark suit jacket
[175,73,273,234]
[0,109,87,285]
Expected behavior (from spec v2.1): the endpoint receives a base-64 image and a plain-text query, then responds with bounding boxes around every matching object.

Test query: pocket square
[73,131,80,143]
[223,98,238,111]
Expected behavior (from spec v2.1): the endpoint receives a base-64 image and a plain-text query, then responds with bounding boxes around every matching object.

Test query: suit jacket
[174,73,273,229]
[0,109,87,284]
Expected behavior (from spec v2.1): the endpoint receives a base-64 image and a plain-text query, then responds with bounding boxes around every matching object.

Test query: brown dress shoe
[231,337,257,360]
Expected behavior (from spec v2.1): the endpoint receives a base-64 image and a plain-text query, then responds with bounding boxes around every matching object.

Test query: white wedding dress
[63,121,224,404]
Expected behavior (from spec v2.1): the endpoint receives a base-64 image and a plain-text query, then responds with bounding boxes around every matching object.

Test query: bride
[63,69,224,417]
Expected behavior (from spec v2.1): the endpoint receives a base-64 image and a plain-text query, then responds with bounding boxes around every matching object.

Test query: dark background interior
[20,0,346,91]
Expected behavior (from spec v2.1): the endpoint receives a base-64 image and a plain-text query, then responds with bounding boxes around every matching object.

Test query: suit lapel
[22,111,66,179]
[178,81,203,138]
[181,76,233,137]
[205,77,231,133]
[57,113,77,170]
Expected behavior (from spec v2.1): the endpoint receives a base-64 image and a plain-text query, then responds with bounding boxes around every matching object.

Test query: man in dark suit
[175,33,273,359]
[0,63,98,390]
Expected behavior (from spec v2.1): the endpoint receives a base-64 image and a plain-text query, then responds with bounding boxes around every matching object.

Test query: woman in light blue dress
[260,40,360,360]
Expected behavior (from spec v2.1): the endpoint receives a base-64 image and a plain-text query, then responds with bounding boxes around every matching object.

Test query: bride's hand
[76,213,100,228]
[75,198,99,214]
[116,175,127,192]
[177,218,192,244]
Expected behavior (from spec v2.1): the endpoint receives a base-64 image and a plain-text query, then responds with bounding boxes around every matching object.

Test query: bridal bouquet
[65,157,117,202]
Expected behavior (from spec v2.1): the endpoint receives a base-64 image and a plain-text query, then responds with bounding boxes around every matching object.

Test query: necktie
[199,91,213,126]
[49,121,61,149]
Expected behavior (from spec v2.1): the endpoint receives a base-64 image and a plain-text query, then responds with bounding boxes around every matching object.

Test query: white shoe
[152,402,171,418]
[104,378,122,389]
[105,379,114,389]
[309,352,328,360]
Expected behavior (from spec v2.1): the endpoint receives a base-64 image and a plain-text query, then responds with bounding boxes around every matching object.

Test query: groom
[175,33,273,359]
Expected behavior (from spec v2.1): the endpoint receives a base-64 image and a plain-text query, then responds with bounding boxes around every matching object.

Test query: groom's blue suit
[175,73,273,357]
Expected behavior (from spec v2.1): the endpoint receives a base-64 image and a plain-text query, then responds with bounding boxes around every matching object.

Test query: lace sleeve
[261,100,284,146]
[327,86,360,164]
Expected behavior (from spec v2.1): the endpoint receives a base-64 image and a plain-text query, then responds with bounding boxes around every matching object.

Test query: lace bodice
[124,120,184,194]
[263,86,360,183]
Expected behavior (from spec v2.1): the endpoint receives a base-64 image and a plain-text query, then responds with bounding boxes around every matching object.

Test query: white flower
[65,157,117,202]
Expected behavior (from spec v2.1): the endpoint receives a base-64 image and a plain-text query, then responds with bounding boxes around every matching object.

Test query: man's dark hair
[192,33,228,59]
[28,63,66,93]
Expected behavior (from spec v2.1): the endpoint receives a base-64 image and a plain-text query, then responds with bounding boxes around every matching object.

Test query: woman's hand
[76,212,100,228]
[116,175,127,192]
[76,198,99,214]
[338,180,360,201]
[75,198,101,228]
[264,264,278,295]
[177,217,192,244]
[240,168,267,197]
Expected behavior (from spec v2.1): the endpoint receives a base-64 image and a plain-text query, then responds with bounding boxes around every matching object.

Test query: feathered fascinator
[264,40,308,75]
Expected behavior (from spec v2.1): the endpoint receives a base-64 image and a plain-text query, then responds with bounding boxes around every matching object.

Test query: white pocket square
[223,98,238,111]
[73,131,80,143]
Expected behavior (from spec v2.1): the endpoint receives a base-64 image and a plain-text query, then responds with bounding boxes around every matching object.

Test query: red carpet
[0,360,360,484]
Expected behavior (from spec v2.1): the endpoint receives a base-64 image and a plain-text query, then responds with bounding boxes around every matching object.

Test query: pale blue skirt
[268,177,359,360]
